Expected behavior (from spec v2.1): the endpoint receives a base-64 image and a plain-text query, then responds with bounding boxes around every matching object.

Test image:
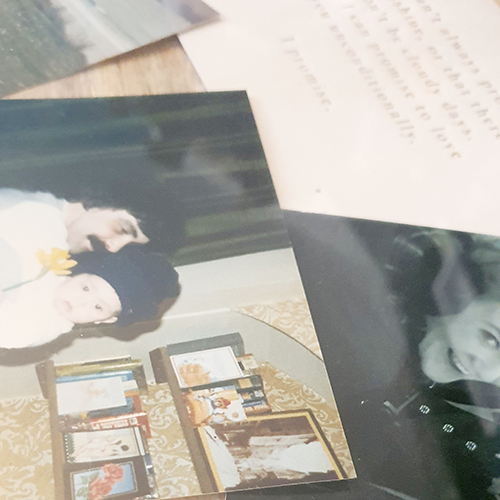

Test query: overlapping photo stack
[53,357,157,500]
[160,333,343,492]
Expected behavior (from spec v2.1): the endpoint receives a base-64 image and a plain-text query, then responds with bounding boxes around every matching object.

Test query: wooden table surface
[7,36,204,100]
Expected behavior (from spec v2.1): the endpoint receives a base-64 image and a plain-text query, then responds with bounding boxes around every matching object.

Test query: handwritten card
[180,0,500,236]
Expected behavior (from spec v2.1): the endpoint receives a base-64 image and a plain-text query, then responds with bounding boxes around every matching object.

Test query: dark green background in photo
[0,92,290,265]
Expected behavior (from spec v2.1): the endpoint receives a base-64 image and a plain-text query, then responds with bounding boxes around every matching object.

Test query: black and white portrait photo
[282,211,500,500]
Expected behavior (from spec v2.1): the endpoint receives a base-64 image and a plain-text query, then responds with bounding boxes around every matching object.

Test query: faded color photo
[198,411,342,491]
[280,211,500,500]
[0,0,217,97]
[0,93,355,499]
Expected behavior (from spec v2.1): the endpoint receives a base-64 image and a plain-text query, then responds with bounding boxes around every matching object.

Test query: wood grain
[6,36,204,100]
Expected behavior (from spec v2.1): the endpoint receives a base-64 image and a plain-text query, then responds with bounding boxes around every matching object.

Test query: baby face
[419,299,500,385]
[53,274,121,324]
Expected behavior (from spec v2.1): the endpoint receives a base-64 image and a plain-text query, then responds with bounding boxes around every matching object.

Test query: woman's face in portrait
[419,299,500,385]
[66,208,149,253]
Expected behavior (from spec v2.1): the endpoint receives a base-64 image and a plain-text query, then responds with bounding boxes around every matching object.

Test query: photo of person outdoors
[0,0,216,98]
[281,211,500,500]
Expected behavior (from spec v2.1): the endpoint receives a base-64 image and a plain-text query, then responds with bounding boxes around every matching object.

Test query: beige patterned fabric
[0,298,355,498]
[236,298,323,358]
[0,386,203,500]
[141,383,202,498]
[0,396,53,500]
[0,370,354,499]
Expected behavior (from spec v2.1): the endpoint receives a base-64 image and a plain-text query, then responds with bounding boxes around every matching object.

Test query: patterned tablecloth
[0,299,354,499]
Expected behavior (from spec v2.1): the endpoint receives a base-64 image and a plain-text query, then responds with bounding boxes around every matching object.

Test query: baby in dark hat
[0,236,179,349]
[53,246,179,328]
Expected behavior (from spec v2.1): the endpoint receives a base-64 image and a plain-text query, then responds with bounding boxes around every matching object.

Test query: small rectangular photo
[64,427,144,463]
[69,461,139,500]
[197,410,345,491]
[55,358,148,395]
[60,410,151,439]
[184,386,247,426]
[171,346,243,389]
[56,376,127,415]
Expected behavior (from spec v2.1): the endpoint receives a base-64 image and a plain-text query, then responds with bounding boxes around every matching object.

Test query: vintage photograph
[171,346,243,388]
[197,410,343,491]
[0,92,355,499]
[64,427,144,463]
[283,211,500,500]
[0,0,217,97]
[67,459,146,500]
[0,92,293,355]
[184,386,247,426]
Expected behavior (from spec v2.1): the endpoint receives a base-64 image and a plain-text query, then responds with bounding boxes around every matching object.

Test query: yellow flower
[2,248,78,292]
[36,248,77,276]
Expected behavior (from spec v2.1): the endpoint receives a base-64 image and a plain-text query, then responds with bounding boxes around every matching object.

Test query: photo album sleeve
[179,1,500,500]
[0,91,355,499]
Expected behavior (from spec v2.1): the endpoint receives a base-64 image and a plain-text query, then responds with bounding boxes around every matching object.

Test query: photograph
[55,359,148,394]
[0,92,355,499]
[184,386,247,426]
[282,211,500,500]
[68,460,141,500]
[64,427,144,463]
[197,410,344,491]
[0,0,217,97]
[60,410,151,438]
[56,369,138,394]
[56,375,127,415]
[171,346,243,388]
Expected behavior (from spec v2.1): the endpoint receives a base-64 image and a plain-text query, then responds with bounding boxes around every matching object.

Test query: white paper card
[180,0,500,236]
[56,376,127,415]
